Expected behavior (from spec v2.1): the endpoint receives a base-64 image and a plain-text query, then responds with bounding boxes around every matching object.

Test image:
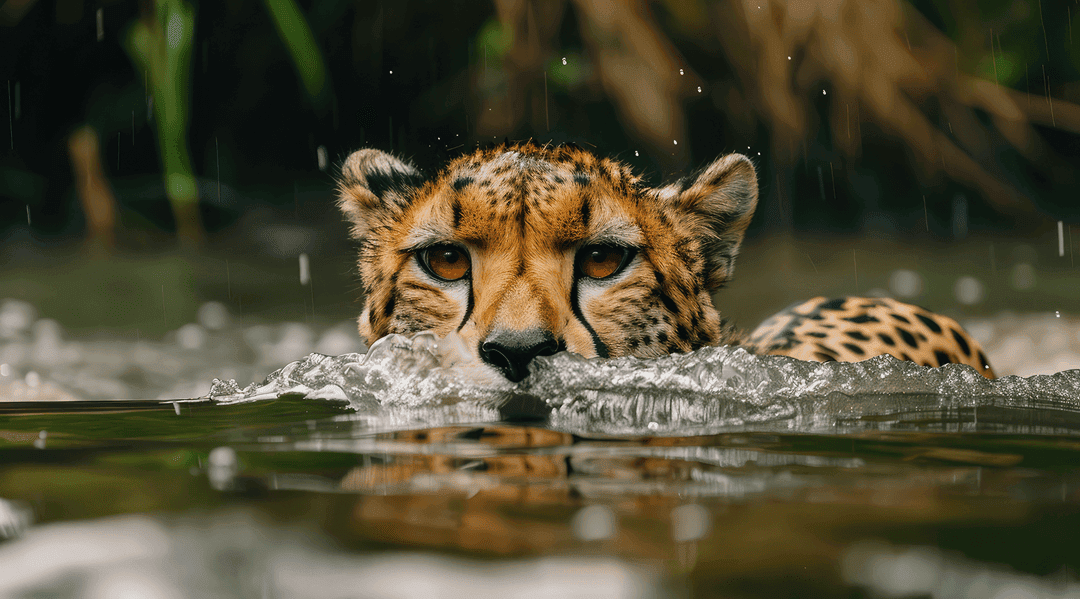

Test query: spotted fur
[744,296,995,378]
[338,143,995,381]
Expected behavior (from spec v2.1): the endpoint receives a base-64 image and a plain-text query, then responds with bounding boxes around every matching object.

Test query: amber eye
[420,245,471,281]
[577,244,633,280]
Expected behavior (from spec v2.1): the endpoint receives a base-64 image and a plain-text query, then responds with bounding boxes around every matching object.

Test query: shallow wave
[207,332,1080,436]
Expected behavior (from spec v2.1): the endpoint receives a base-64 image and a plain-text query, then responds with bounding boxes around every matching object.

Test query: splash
[207,331,1080,436]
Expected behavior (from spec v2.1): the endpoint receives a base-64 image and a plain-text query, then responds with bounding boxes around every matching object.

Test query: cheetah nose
[480,329,562,383]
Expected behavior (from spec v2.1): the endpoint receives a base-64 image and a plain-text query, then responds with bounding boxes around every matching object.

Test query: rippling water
[3,300,1080,598]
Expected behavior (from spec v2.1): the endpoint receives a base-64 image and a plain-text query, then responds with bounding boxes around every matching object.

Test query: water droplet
[788,56,792,60]
[0,364,8,377]
[697,86,702,93]
[389,70,393,74]
[822,89,827,95]
[316,145,327,171]
[757,152,761,155]
[562,57,567,65]
[671,504,711,542]
[299,253,311,285]
[679,69,684,75]
[634,150,639,156]
[1056,311,1061,318]
[673,140,678,145]
[647,421,659,431]
[954,276,984,305]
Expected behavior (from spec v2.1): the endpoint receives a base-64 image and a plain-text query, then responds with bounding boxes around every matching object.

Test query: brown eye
[577,244,632,279]
[421,245,470,281]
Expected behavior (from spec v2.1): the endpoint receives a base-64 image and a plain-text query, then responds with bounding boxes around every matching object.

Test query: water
[3,304,1080,597]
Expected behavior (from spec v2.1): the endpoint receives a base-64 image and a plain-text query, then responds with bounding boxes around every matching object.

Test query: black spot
[451,176,473,191]
[642,335,652,346]
[977,350,990,368]
[676,324,691,341]
[877,333,895,346]
[934,350,952,366]
[845,331,870,341]
[806,331,827,338]
[815,343,839,357]
[382,292,396,318]
[451,199,463,228]
[573,173,590,186]
[657,332,668,344]
[628,338,640,349]
[678,176,694,193]
[818,298,847,311]
[813,352,838,362]
[950,329,972,356]
[479,180,491,189]
[844,313,880,324]
[890,313,911,324]
[916,313,943,334]
[648,316,659,325]
[897,328,918,348]
[579,198,591,229]
[900,353,912,361]
[365,168,426,200]
[553,175,565,184]
[841,343,866,356]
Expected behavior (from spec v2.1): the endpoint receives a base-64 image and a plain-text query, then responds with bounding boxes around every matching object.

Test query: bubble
[888,269,923,298]
[954,276,984,305]
[1010,263,1035,291]
[571,505,617,541]
[671,504,711,542]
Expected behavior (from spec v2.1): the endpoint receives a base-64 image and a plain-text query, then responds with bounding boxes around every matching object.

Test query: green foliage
[125,0,198,239]
[263,0,329,107]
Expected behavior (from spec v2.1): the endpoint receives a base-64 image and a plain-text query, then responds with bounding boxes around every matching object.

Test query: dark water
[3,393,1080,598]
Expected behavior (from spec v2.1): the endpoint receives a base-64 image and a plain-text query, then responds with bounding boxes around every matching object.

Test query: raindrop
[1059,221,1065,257]
[389,70,393,74]
[25,372,39,388]
[33,430,46,450]
[697,86,702,93]
[0,364,7,377]
[679,69,684,75]
[176,323,207,350]
[647,421,659,431]
[96,8,104,41]
[13,81,19,119]
[299,253,311,285]
[207,446,238,491]
[25,205,30,225]
[757,152,761,156]
[954,276,984,305]
[1056,311,1061,318]
[197,301,229,330]
[562,57,567,65]
[822,90,827,95]
[788,56,792,60]
[634,150,639,156]
[673,140,678,145]
[889,269,924,298]
[316,145,328,171]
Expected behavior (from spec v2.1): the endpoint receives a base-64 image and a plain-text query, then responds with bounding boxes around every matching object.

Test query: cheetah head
[338,144,758,382]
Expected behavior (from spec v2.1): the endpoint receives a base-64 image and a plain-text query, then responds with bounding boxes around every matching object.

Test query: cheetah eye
[576,244,635,280]
[419,244,471,282]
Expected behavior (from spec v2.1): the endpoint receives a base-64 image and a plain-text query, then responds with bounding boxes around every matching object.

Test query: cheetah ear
[337,149,425,240]
[660,153,758,290]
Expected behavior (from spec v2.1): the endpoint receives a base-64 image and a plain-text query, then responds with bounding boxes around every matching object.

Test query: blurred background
[1,0,1079,398]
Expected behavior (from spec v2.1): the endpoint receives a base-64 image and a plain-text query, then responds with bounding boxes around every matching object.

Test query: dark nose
[480,329,561,382]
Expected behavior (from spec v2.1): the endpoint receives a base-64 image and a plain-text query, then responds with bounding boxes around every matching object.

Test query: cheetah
[337,143,994,382]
